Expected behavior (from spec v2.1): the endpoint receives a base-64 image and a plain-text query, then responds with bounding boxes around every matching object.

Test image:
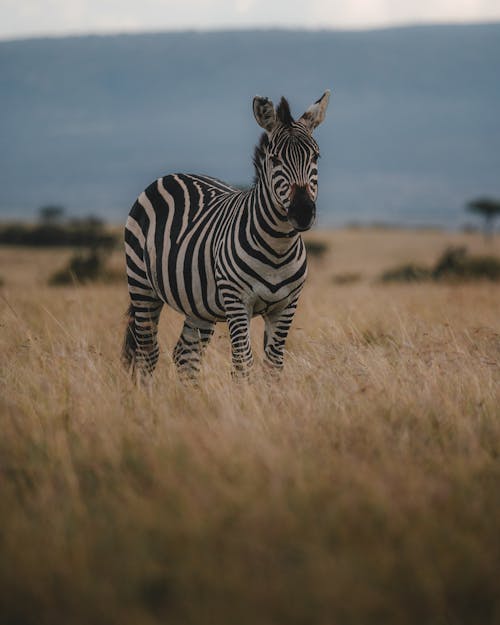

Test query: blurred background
[1,0,499,229]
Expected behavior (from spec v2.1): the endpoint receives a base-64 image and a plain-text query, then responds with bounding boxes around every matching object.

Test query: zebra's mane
[253,133,269,180]
[253,97,294,181]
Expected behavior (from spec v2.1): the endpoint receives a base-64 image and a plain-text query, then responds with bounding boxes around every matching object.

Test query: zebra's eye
[270,156,282,167]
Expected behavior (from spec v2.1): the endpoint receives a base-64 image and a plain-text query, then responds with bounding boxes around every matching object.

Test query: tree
[466,197,500,242]
[39,205,65,224]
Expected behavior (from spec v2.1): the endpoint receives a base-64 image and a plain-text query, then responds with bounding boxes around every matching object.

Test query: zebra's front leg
[224,299,253,379]
[263,297,299,374]
[173,318,215,381]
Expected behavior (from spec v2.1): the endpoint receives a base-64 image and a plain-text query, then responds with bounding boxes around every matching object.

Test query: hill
[1,25,499,226]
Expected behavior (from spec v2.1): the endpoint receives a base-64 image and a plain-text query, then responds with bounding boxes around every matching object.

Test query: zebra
[122,90,330,380]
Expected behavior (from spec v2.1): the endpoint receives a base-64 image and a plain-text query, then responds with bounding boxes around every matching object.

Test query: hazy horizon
[2,0,500,41]
[2,19,500,43]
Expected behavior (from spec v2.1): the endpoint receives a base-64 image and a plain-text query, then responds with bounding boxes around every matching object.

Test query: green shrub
[431,246,468,279]
[432,246,500,281]
[380,246,500,283]
[463,255,500,280]
[381,263,431,283]
[49,250,107,285]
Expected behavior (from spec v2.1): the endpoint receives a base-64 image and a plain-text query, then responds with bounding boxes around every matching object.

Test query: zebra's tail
[122,304,137,372]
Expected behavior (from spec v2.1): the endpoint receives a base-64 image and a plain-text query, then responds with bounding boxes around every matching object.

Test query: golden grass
[1,229,500,625]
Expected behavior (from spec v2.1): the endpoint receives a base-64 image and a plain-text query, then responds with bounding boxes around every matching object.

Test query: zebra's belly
[144,240,227,322]
[147,248,303,322]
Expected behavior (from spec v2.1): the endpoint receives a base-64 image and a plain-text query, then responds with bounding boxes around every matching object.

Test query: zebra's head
[253,91,330,232]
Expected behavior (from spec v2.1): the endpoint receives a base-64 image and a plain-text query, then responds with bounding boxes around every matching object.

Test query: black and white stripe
[122,91,330,379]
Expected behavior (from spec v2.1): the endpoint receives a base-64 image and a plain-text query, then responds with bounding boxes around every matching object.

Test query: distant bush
[332,272,362,285]
[381,246,500,283]
[305,240,329,258]
[463,255,500,280]
[0,219,117,249]
[381,263,431,283]
[49,249,123,286]
[432,246,500,281]
[431,246,468,280]
[49,250,105,285]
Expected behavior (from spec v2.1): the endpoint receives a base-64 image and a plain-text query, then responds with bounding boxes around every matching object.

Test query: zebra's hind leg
[122,299,164,379]
[173,317,215,382]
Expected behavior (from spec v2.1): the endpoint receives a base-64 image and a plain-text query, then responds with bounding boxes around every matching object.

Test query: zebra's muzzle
[288,186,316,232]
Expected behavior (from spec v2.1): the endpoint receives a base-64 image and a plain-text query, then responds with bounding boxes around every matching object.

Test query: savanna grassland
[1,228,499,625]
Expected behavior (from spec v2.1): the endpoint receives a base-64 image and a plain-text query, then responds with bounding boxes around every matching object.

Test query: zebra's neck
[247,178,299,255]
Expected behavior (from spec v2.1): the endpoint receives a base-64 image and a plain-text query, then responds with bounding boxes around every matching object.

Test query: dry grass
[1,229,500,625]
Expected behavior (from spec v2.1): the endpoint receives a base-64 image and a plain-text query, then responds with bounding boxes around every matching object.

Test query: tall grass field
[1,228,499,625]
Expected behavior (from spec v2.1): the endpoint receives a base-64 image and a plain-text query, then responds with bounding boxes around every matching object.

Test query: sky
[1,0,500,40]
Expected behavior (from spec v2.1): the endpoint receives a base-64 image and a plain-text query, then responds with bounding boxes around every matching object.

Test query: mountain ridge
[1,24,499,226]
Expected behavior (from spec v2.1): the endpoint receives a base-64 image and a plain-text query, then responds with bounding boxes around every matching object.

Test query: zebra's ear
[299,90,331,132]
[253,96,277,133]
